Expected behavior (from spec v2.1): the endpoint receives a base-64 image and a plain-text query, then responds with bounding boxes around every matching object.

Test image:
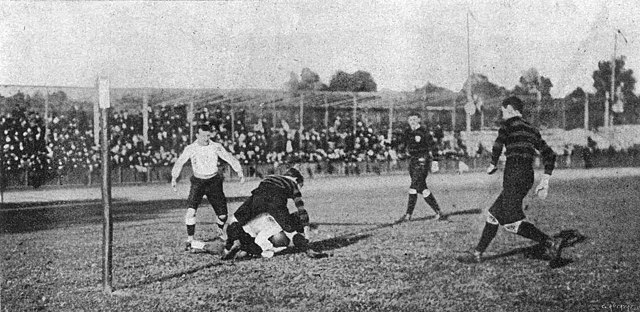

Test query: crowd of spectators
[1,104,470,187]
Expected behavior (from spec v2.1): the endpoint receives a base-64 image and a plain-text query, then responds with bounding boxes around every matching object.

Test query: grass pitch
[1,169,639,311]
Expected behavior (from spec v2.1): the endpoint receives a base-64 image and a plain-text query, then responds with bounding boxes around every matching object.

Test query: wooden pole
[451,98,457,132]
[97,77,113,294]
[188,99,194,142]
[324,94,329,129]
[230,107,236,145]
[388,98,394,142]
[584,93,589,130]
[299,93,304,131]
[352,93,357,135]
[44,89,50,143]
[299,93,304,150]
[93,91,100,146]
[142,90,149,145]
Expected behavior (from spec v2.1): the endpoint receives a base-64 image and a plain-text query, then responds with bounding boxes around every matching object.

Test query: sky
[1,0,639,98]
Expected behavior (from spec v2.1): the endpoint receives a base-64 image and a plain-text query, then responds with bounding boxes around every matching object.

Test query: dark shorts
[409,157,430,192]
[187,175,227,216]
[488,158,534,225]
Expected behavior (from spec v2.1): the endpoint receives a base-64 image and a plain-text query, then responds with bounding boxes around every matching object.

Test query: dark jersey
[403,126,437,159]
[256,175,304,209]
[491,116,556,175]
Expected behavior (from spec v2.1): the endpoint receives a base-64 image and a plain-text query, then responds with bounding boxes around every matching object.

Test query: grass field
[1,170,639,311]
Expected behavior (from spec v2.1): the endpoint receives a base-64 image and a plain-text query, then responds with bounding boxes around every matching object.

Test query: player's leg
[184,177,205,249]
[205,175,229,232]
[500,165,562,260]
[421,161,443,219]
[396,159,419,223]
[468,194,504,263]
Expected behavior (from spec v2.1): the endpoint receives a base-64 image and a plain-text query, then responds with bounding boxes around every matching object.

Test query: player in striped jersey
[465,96,562,264]
[223,167,326,259]
[171,124,245,251]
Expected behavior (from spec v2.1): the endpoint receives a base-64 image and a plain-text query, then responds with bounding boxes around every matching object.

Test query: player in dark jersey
[395,112,445,223]
[464,96,562,264]
[223,167,326,259]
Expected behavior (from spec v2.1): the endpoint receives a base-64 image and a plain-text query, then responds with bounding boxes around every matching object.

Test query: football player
[464,96,562,264]
[223,167,326,259]
[171,124,245,250]
[396,112,445,223]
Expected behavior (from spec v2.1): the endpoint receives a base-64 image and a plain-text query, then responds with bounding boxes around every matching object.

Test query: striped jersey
[257,175,304,209]
[491,116,556,175]
[403,126,437,159]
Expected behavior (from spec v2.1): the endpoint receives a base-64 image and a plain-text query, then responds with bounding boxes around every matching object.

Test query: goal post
[97,76,113,294]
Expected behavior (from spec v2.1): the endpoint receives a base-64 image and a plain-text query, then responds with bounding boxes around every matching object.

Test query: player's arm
[216,143,245,182]
[534,135,556,199]
[170,146,191,189]
[535,135,556,176]
[487,127,506,174]
[425,131,438,160]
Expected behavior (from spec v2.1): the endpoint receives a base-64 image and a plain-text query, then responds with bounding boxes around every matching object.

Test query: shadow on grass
[310,233,372,252]
[0,198,248,234]
[462,229,587,268]
[313,208,483,228]
[120,261,225,290]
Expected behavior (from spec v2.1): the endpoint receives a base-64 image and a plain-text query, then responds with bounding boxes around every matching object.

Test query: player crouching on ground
[223,167,326,259]
[223,210,326,259]
[185,210,324,259]
[463,96,562,264]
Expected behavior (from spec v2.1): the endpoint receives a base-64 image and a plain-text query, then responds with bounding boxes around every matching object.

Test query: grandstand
[2,85,640,189]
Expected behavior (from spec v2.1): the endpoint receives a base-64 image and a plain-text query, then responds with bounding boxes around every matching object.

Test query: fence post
[584,94,589,130]
[324,94,329,129]
[352,93,357,135]
[44,89,50,143]
[299,92,304,150]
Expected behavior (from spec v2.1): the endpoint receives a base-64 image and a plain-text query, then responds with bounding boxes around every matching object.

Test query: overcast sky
[1,0,639,97]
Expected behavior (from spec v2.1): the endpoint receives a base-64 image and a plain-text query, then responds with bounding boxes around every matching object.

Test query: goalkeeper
[223,167,326,259]
[465,96,562,264]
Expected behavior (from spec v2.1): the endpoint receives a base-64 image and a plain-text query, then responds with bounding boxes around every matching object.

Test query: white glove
[535,174,551,199]
[486,164,497,175]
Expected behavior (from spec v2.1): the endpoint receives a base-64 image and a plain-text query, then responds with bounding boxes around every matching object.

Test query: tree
[592,56,639,123]
[286,71,301,93]
[286,68,327,93]
[511,68,554,127]
[328,70,377,92]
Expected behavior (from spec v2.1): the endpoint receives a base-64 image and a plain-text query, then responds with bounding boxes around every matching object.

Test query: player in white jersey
[171,124,244,250]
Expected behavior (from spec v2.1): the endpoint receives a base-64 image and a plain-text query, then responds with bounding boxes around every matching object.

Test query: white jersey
[171,140,242,180]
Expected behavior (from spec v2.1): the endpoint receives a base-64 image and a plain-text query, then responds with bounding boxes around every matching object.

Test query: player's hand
[297,208,310,227]
[535,174,551,199]
[171,178,177,192]
[487,164,497,175]
[239,175,246,184]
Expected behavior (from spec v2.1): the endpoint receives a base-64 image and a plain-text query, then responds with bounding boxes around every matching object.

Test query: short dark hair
[502,96,524,112]
[196,124,212,132]
[284,167,304,186]
[408,112,421,118]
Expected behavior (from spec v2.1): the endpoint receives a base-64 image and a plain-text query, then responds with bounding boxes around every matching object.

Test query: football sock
[516,222,551,245]
[424,193,441,214]
[406,194,418,215]
[475,222,499,253]
[187,225,195,237]
[217,215,228,229]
